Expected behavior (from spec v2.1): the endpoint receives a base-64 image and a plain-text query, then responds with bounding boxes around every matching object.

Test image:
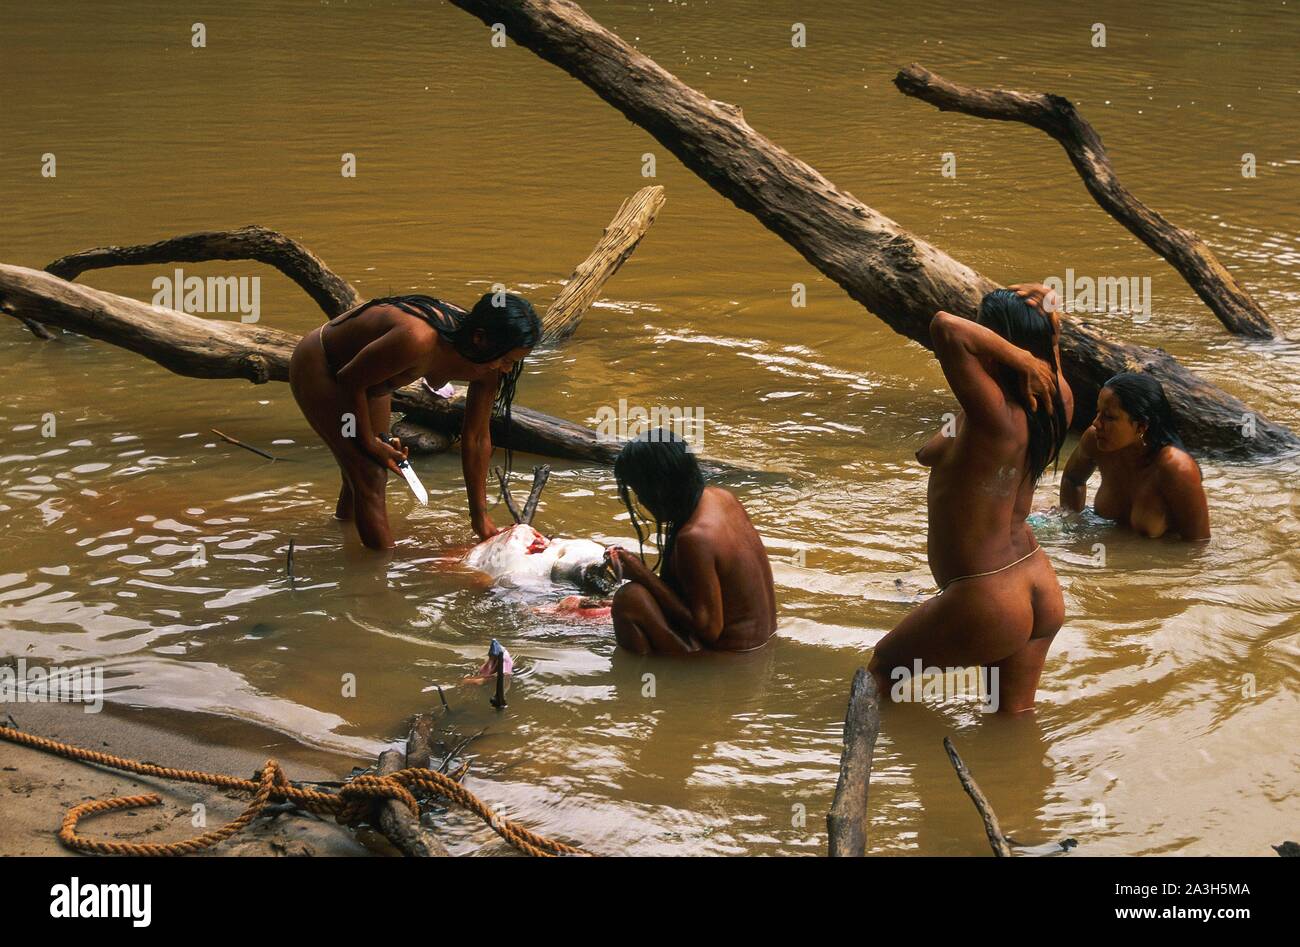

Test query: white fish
[463,523,622,596]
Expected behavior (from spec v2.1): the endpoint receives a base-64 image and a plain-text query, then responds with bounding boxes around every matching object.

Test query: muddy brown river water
[0,0,1297,855]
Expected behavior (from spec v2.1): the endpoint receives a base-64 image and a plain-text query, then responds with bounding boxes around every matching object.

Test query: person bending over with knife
[289,292,540,550]
[607,431,777,654]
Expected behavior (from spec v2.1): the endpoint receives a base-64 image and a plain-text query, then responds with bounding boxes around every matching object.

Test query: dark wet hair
[368,291,539,480]
[1102,372,1185,456]
[977,289,1068,484]
[614,430,705,574]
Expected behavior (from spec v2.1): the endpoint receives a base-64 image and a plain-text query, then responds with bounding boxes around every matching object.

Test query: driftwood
[943,736,1012,857]
[45,225,362,319]
[0,182,672,467]
[520,464,551,524]
[826,668,882,857]
[211,427,277,461]
[542,186,665,342]
[448,0,1296,458]
[893,64,1278,340]
[406,714,436,770]
[391,418,452,456]
[495,466,524,523]
[0,261,635,463]
[375,747,451,857]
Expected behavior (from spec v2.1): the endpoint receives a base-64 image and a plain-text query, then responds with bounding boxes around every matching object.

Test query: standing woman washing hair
[288,291,540,550]
[870,286,1073,713]
[608,431,776,655]
[1060,372,1209,540]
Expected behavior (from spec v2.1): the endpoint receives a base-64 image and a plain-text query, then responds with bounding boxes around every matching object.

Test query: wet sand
[0,703,374,857]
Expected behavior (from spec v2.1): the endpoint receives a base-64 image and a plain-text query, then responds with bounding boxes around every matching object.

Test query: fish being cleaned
[463,523,623,597]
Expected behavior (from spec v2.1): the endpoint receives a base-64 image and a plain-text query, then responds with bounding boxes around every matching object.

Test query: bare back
[665,487,777,651]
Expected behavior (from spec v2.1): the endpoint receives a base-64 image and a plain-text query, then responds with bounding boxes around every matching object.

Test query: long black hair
[368,291,540,478]
[614,430,705,574]
[1102,372,1185,456]
[977,288,1068,484]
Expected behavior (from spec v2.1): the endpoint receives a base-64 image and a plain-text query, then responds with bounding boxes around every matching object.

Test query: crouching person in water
[869,287,1072,713]
[608,432,776,655]
[288,292,540,550]
[1059,372,1209,541]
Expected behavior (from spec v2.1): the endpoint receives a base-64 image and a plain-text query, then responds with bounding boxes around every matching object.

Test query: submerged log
[542,186,665,342]
[827,668,882,857]
[893,63,1278,340]
[448,0,1296,458]
[391,418,453,456]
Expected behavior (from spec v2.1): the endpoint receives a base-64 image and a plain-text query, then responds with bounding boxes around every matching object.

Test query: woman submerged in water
[288,292,540,550]
[869,285,1072,714]
[1059,372,1209,541]
[607,431,776,655]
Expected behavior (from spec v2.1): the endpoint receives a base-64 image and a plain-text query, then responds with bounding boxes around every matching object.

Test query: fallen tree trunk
[542,185,665,342]
[448,0,1296,458]
[893,63,1278,340]
[0,262,625,464]
[1,184,675,466]
[826,668,881,857]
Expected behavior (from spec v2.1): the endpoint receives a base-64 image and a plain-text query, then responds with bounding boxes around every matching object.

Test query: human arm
[1161,452,1211,541]
[929,310,1056,431]
[333,329,420,471]
[461,379,499,539]
[611,536,724,645]
[1060,428,1099,511]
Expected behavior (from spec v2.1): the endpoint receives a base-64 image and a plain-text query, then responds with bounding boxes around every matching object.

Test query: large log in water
[0,263,623,464]
[447,0,1296,458]
[0,182,669,464]
[893,64,1278,340]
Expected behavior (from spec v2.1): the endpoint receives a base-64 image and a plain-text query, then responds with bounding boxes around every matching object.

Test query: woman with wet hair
[869,285,1073,713]
[608,431,776,654]
[288,291,540,550]
[1060,372,1209,540]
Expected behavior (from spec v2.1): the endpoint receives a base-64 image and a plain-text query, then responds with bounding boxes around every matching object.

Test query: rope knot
[335,773,420,826]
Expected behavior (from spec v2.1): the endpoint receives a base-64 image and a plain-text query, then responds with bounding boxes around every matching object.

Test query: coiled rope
[0,725,588,857]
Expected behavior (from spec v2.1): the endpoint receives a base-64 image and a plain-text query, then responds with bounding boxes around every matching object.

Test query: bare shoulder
[1155,445,1202,485]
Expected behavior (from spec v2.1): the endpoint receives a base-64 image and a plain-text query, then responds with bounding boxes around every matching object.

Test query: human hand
[1017,351,1058,413]
[368,435,409,473]
[472,513,499,541]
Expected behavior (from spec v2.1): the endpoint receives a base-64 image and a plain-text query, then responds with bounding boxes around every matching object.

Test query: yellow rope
[0,724,589,858]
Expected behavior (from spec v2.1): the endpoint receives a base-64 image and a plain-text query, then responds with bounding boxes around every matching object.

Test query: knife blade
[397,459,428,505]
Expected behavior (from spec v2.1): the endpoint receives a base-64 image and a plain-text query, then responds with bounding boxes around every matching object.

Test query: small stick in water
[211,428,276,461]
[943,735,1012,857]
[521,464,551,526]
[286,538,295,590]
[494,467,523,524]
